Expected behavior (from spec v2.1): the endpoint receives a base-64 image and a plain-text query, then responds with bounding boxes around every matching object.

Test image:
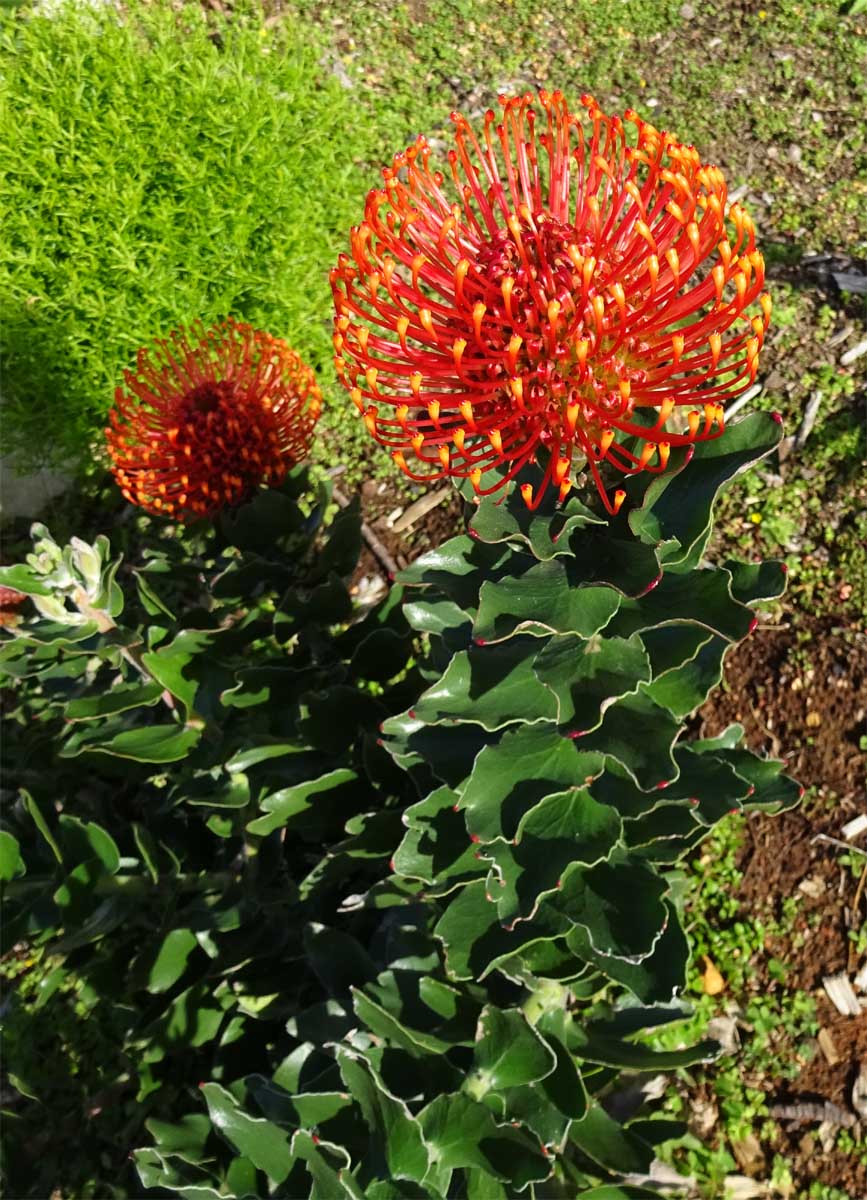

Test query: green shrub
[1,415,800,1198]
[0,1,368,470]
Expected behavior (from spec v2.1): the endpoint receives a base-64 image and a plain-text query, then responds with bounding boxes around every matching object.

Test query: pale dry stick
[813,833,867,856]
[848,858,867,974]
[723,383,763,423]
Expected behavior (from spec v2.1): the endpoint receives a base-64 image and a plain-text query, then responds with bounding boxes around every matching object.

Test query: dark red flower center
[467,213,640,450]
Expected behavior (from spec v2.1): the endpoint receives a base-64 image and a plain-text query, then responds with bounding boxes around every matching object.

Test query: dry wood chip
[840,337,867,366]
[706,1014,740,1055]
[798,875,826,899]
[817,1027,840,1065]
[853,1063,867,1121]
[841,813,867,841]
[823,972,863,1016]
[721,1175,767,1199]
[731,1132,765,1175]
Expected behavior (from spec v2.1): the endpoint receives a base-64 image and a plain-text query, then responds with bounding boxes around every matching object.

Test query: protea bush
[0,92,799,1200]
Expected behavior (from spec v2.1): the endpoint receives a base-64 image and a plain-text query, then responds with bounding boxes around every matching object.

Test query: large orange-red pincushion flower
[106,320,322,521]
[331,91,771,513]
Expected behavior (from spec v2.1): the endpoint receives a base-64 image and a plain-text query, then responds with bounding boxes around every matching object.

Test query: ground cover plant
[2,0,866,1197]
[0,0,371,471]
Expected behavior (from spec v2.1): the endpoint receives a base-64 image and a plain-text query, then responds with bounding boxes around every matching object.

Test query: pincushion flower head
[106,320,322,521]
[331,91,771,513]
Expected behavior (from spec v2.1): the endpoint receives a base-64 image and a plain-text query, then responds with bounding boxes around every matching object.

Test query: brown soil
[698,618,867,1196]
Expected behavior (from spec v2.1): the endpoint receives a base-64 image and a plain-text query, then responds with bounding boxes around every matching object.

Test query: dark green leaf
[142,629,212,717]
[566,902,686,1003]
[59,723,201,763]
[304,925,377,999]
[411,637,557,731]
[419,1093,551,1187]
[147,928,199,993]
[555,857,668,961]
[392,786,480,888]
[57,815,120,873]
[483,788,622,923]
[471,1006,556,1090]
[64,680,164,720]
[382,714,498,790]
[724,558,788,605]
[225,743,302,772]
[534,633,650,733]
[247,769,362,837]
[336,1049,429,1184]
[460,726,605,842]
[627,412,783,568]
[569,1101,654,1174]
[299,686,375,754]
[200,1082,294,1183]
[21,789,63,864]
[435,879,568,980]
[475,562,620,642]
[538,1034,588,1120]
[398,536,514,611]
[134,570,176,619]
[352,988,451,1056]
[146,1114,212,1165]
[468,475,603,561]
[0,831,23,882]
[575,688,681,791]
[608,568,754,643]
[350,628,411,682]
[290,1130,360,1200]
[643,635,729,719]
[569,1025,718,1071]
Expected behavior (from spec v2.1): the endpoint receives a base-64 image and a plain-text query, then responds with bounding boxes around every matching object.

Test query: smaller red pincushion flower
[331,91,772,513]
[106,320,322,521]
[0,586,27,629]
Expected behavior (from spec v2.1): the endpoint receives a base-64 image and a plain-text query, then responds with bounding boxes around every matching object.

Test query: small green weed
[651,816,821,1197]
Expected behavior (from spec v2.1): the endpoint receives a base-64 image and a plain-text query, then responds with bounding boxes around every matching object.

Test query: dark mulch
[698,617,867,1196]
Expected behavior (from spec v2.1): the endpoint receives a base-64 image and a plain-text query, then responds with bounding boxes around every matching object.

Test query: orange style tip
[438,445,450,468]
[520,483,534,507]
[410,371,422,395]
[598,429,616,456]
[658,441,671,468]
[393,450,408,471]
[470,468,482,492]
[428,400,441,423]
[558,478,573,501]
[687,410,701,436]
[612,489,627,514]
[452,428,466,451]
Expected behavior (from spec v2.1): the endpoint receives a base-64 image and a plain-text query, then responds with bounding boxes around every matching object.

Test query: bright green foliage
[0,1,368,469]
